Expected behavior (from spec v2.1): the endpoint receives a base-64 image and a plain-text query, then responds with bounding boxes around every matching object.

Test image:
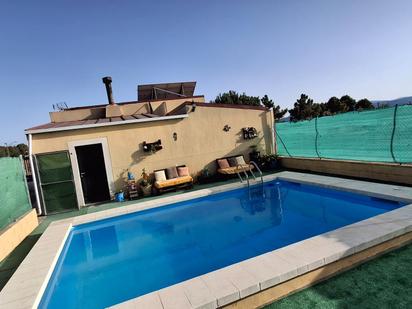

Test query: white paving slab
[158,285,192,309]
[239,255,282,290]
[0,222,71,309]
[180,278,217,309]
[201,271,240,307]
[108,291,163,309]
[219,264,260,298]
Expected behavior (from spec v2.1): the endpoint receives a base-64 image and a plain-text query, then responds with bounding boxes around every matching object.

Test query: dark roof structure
[138,82,196,101]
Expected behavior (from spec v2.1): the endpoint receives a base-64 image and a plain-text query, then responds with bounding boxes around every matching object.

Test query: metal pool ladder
[236,161,264,190]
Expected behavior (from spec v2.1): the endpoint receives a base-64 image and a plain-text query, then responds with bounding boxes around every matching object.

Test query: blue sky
[1,0,411,143]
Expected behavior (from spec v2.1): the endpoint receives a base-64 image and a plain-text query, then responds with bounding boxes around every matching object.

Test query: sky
[1,0,411,144]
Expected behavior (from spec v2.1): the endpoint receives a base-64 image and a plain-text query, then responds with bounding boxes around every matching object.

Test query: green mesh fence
[276,105,412,163]
[0,157,32,230]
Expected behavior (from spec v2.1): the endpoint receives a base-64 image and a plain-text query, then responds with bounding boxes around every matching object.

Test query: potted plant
[261,154,279,171]
[197,167,213,184]
[139,168,152,196]
[249,145,261,164]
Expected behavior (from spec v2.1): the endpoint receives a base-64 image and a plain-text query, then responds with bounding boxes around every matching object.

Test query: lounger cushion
[217,159,230,169]
[234,155,246,165]
[227,157,238,167]
[166,167,178,179]
[218,165,254,175]
[154,175,193,189]
[154,170,166,182]
[177,166,189,177]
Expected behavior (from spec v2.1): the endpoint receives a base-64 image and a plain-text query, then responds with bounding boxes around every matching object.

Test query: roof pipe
[102,76,115,105]
[28,133,42,215]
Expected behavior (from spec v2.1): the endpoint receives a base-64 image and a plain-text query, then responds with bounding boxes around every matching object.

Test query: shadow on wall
[111,113,272,191]
[113,137,267,191]
[260,111,273,155]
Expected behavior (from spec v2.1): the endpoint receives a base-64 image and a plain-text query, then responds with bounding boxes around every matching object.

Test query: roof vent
[102,76,115,105]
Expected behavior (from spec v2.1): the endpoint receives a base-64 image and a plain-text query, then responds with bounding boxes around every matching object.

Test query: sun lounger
[153,165,193,194]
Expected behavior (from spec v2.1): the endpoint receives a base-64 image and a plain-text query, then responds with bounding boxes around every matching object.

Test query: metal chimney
[102,76,115,105]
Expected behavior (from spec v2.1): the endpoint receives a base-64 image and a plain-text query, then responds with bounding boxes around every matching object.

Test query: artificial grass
[265,243,412,309]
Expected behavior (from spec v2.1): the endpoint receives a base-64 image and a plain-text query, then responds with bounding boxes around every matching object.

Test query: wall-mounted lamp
[223,125,231,132]
[191,102,196,112]
[173,132,178,141]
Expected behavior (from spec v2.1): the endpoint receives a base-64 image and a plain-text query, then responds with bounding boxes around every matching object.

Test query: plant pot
[267,159,278,170]
[141,185,152,197]
[249,151,260,163]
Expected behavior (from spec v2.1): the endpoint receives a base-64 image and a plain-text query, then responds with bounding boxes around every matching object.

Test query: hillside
[371,96,412,107]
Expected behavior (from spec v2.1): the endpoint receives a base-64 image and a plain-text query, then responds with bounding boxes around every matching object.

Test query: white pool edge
[0,171,411,309]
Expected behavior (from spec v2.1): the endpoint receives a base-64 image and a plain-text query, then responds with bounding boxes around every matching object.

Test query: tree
[340,95,356,111]
[273,105,288,120]
[355,98,374,111]
[261,95,287,120]
[261,94,274,109]
[0,143,28,158]
[287,94,375,122]
[289,94,319,121]
[214,90,260,106]
[16,143,29,155]
[213,91,288,120]
[326,96,341,114]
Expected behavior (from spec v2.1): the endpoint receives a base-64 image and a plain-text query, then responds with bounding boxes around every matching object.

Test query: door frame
[68,138,115,207]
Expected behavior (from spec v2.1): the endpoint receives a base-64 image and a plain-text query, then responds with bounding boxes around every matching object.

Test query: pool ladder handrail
[235,161,264,197]
[248,161,263,186]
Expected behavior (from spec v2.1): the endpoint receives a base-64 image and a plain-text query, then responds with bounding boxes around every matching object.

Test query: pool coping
[0,171,411,309]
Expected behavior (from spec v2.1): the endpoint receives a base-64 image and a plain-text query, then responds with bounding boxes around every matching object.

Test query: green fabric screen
[36,152,77,214]
[0,157,32,230]
[276,105,412,163]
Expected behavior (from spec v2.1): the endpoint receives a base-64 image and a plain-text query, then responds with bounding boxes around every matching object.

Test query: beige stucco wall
[280,157,412,186]
[33,106,274,191]
[0,209,38,262]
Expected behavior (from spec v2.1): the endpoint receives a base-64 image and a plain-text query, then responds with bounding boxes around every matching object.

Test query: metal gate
[35,151,78,214]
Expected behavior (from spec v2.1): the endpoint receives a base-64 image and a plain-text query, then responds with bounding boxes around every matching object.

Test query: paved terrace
[0,171,411,308]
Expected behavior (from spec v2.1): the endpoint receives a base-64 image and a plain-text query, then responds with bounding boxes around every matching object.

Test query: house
[26,78,275,215]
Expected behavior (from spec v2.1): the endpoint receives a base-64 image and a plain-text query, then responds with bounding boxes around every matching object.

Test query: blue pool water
[39,180,404,308]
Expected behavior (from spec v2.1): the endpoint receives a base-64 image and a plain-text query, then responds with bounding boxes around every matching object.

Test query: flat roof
[185,102,269,111]
[25,114,188,135]
[63,95,204,111]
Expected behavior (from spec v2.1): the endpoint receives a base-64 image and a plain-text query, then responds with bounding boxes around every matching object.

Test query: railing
[248,161,263,186]
[235,161,264,198]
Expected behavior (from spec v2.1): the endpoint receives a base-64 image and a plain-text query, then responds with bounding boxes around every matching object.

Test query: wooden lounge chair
[153,165,193,194]
[216,155,254,181]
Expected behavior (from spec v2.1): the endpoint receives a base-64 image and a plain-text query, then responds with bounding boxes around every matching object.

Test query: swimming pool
[39,179,405,308]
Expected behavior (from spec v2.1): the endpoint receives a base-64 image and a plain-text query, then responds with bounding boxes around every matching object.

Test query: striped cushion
[234,156,246,165]
[154,170,166,182]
